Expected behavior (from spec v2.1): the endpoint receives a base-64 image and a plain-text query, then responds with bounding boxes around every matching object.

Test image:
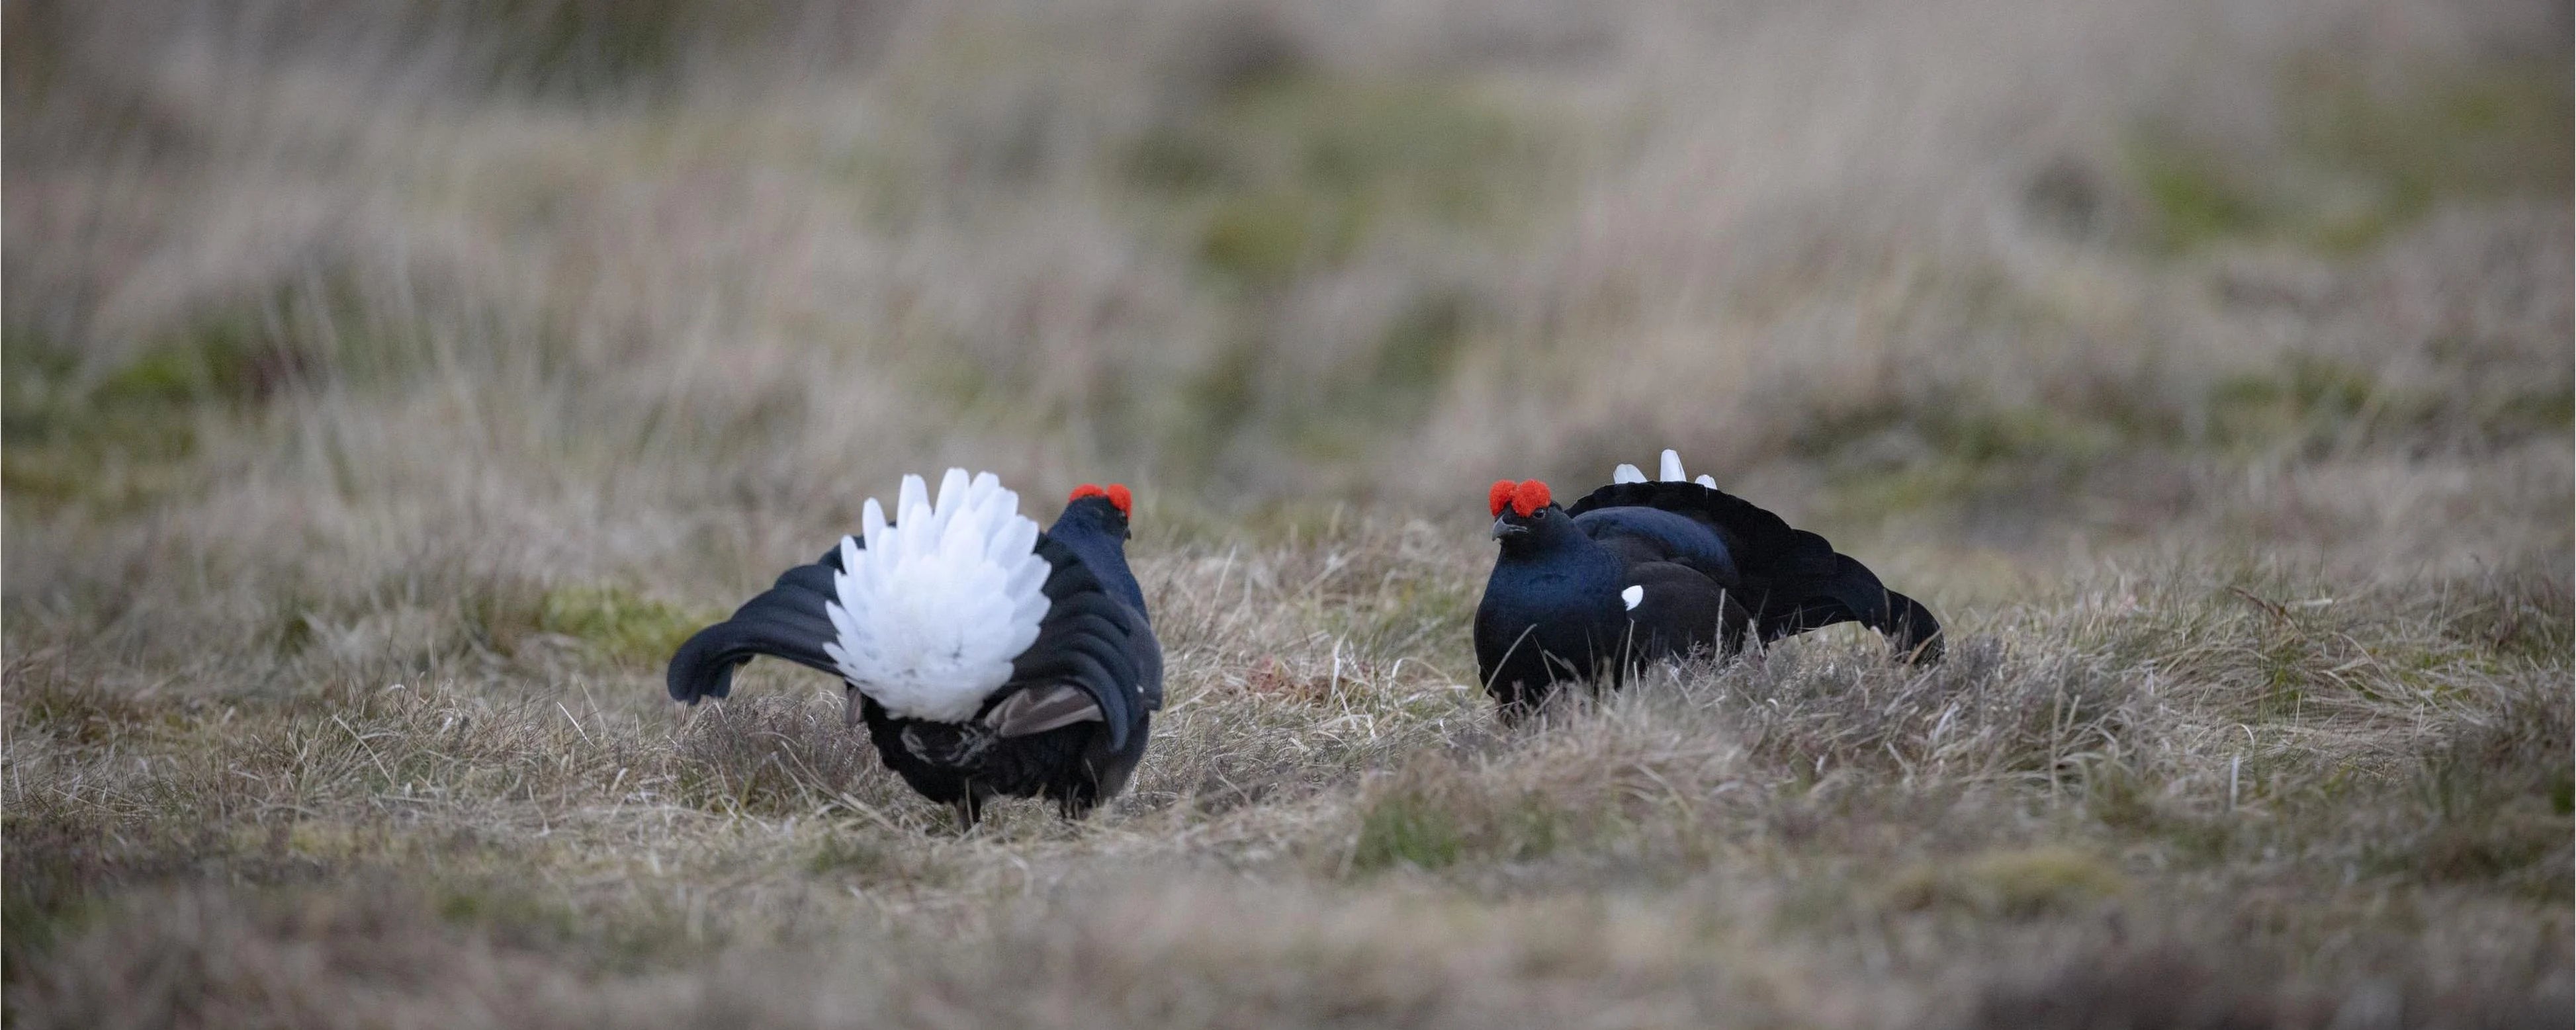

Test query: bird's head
[1486,479,1560,546]
[1062,483,1133,540]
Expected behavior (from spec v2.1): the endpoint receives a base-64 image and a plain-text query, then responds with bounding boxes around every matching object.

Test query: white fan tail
[822,469,1051,722]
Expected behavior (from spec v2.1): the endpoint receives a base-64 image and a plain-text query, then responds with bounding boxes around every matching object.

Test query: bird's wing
[1617,560,1750,653]
[982,683,1106,736]
[664,540,857,704]
[668,524,1163,747]
[1566,480,1940,661]
[991,535,1161,751]
[1126,597,1165,712]
[1572,504,1742,581]
[667,469,1058,722]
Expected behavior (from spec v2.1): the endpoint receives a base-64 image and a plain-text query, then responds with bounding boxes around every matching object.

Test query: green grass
[2131,57,2571,254]
[536,585,715,665]
[1125,75,1545,284]
[1351,784,1467,870]
[1,335,214,512]
[1885,845,2129,919]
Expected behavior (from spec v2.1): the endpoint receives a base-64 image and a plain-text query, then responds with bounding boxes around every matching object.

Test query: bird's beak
[1491,517,1529,539]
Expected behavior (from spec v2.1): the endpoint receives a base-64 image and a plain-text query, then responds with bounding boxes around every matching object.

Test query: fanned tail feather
[1573,451,1944,664]
[823,470,1052,723]
[1758,553,1945,662]
[666,546,850,703]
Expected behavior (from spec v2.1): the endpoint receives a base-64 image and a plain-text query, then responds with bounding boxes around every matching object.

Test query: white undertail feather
[1615,450,1713,488]
[1621,585,1644,611]
[823,469,1051,722]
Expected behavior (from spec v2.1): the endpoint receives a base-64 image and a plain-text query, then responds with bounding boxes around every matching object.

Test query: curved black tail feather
[1568,481,1941,663]
[666,545,849,703]
[1757,554,1943,663]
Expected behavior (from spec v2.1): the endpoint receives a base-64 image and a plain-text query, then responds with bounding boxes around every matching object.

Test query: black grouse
[667,471,1159,826]
[1474,450,1940,716]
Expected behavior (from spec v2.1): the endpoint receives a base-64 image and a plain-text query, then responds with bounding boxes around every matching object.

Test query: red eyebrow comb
[1510,480,1550,517]
[1071,484,1131,517]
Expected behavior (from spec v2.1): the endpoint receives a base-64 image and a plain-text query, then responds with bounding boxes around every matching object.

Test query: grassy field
[5,0,2570,1026]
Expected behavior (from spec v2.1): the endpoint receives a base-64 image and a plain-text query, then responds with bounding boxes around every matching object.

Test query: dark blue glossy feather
[1475,477,1940,716]
[664,492,1161,826]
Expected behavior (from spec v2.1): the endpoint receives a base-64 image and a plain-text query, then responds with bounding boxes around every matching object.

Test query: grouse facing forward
[667,471,1160,826]
[1474,450,1940,716]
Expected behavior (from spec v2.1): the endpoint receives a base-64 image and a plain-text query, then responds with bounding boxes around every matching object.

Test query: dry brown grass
[6,548,2566,1026]
[5,0,2569,1026]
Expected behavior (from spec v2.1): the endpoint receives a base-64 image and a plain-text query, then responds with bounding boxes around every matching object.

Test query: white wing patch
[823,469,1051,723]
[1613,463,1646,484]
[1621,585,1644,611]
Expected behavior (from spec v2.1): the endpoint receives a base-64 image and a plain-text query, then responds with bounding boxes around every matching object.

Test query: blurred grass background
[7,0,2566,560]
[3,0,2569,1026]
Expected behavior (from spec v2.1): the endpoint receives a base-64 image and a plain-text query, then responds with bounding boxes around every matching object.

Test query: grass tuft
[3,0,2567,1025]
[537,585,715,666]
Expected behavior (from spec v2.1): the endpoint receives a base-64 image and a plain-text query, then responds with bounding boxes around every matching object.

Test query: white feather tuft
[1695,474,1716,489]
[1613,463,1646,484]
[1621,585,1644,611]
[822,469,1051,723]
[1659,449,1685,482]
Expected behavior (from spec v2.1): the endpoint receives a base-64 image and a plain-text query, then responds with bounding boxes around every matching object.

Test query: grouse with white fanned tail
[1474,450,1940,716]
[666,472,1159,826]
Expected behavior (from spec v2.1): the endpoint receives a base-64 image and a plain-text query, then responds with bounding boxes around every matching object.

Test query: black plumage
[1474,473,1940,716]
[667,491,1159,826]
